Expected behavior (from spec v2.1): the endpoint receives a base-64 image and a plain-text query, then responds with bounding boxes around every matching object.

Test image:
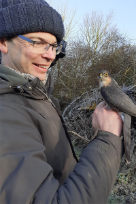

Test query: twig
[128,84,136,90]
[69,131,90,142]
[62,92,87,117]
[58,77,71,91]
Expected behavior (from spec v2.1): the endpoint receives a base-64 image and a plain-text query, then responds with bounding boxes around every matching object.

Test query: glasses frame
[18,35,61,55]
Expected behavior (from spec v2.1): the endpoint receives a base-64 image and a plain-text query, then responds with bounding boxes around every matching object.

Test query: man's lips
[33,63,50,69]
[33,63,50,72]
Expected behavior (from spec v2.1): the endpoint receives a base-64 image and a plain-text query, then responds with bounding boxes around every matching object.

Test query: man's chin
[35,74,47,81]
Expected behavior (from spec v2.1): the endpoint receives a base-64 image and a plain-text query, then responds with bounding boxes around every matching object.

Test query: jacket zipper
[36,87,56,108]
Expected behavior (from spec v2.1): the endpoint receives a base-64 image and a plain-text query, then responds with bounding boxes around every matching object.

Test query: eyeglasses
[18,35,63,55]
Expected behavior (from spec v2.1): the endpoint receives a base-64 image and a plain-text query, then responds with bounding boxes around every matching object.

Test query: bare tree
[81,11,113,53]
[76,11,115,88]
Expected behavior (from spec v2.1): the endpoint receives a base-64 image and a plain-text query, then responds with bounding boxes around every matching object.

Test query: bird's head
[98,70,112,88]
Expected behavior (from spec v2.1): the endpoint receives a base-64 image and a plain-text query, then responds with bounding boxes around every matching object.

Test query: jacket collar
[0,64,54,99]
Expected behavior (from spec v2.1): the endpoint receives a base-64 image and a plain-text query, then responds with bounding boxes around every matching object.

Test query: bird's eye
[104,73,108,77]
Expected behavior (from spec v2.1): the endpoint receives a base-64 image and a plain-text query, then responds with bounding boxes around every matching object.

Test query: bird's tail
[123,113,131,164]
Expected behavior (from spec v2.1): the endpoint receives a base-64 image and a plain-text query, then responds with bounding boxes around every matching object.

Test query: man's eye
[35,42,47,45]
[34,41,48,48]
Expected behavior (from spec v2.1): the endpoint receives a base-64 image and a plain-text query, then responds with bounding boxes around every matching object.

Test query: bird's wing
[101,85,136,117]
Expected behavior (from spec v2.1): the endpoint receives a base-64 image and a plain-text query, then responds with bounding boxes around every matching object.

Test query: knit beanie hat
[0,0,64,43]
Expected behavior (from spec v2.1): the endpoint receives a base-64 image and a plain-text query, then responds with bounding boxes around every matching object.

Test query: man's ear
[0,38,8,54]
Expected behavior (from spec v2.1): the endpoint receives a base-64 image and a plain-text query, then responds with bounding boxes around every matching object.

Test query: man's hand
[92,101,123,137]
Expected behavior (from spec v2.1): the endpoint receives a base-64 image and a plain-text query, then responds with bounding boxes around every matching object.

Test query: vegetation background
[47,1,136,203]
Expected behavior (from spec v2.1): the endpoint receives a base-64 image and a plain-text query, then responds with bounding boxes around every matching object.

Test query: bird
[98,70,136,164]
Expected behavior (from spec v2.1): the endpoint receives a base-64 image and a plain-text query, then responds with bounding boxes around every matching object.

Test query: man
[0,0,123,203]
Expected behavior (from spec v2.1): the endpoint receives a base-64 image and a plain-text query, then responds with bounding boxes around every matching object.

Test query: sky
[47,0,136,45]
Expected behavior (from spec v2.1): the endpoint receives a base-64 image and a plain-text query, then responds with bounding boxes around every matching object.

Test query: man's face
[2,32,57,81]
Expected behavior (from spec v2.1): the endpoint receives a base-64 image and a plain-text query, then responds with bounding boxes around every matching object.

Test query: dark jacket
[0,65,123,204]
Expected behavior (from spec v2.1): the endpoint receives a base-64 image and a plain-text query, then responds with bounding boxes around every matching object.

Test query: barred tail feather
[123,113,131,164]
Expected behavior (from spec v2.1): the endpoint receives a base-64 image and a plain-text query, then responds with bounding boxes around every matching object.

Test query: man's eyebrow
[29,36,57,44]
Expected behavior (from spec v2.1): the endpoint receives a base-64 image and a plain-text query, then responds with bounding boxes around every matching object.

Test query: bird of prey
[98,70,136,164]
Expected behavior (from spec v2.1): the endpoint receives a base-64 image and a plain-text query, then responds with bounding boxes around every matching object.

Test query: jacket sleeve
[0,106,123,204]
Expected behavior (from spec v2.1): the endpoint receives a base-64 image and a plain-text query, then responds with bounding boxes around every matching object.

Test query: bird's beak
[97,73,102,79]
[99,73,103,78]
[98,73,103,82]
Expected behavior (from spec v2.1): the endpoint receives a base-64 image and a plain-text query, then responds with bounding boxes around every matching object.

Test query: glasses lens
[31,42,48,54]
[29,42,60,55]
